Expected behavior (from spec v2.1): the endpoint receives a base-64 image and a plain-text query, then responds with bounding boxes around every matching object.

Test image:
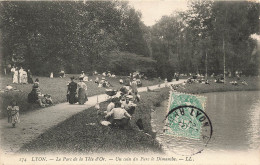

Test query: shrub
[104,51,157,76]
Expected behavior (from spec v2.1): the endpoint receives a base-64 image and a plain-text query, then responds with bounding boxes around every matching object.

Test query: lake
[151,91,260,156]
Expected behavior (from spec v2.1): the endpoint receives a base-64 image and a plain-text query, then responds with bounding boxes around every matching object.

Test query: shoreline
[176,76,259,94]
[178,88,260,95]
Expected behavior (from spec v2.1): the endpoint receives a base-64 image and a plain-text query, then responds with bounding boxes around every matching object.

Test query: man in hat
[67,77,78,104]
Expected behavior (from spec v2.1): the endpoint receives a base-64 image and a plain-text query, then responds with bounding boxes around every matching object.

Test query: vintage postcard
[0,0,259,165]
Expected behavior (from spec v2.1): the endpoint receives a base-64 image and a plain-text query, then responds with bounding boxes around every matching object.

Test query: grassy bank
[0,74,160,118]
[19,88,170,154]
[176,76,260,94]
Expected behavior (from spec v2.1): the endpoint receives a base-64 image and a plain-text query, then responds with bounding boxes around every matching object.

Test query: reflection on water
[151,91,260,154]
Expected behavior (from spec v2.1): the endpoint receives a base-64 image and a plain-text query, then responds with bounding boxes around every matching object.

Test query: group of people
[27,78,53,107]
[100,72,142,129]
[121,76,142,87]
[102,71,116,78]
[96,77,112,88]
[67,76,88,105]
[11,66,33,84]
[6,69,142,129]
[103,89,138,129]
[8,77,54,128]
[230,80,248,86]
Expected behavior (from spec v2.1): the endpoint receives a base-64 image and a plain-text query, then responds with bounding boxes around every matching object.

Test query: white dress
[19,69,24,83]
[50,72,53,78]
[22,70,28,83]
[13,71,19,83]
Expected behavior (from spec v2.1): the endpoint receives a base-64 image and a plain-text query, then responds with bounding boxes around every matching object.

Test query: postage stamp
[164,92,207,139]
[163,91,213,155]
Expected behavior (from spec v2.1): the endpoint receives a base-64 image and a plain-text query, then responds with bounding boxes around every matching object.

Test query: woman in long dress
[67,77,78,104]
[77,77,87,105]
[19,67,24,83]
[27,69,33,84]
[13,68,19,84]
[22,69,28,84]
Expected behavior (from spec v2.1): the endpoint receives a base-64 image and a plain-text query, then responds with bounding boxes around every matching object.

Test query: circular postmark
[163,105,213,156]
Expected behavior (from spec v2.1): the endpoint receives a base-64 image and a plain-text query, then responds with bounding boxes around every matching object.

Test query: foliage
[150,0,260,76]
[104,51,157,76]
[0,1,259,77]
[0,1,150,75]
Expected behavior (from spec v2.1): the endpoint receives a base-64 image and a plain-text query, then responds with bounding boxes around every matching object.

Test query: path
[0,80,185,155]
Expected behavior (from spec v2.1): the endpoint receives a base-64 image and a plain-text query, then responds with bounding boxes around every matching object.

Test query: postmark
[163,92,213,156]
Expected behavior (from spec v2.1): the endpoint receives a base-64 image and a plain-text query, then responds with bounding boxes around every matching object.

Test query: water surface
[151,91,260,154]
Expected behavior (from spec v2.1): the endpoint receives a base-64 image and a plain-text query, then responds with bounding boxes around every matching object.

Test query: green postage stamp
[164,92,207,139]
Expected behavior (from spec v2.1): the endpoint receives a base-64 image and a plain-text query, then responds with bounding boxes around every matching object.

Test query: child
[42,94,53,106]
[7,100,20,128]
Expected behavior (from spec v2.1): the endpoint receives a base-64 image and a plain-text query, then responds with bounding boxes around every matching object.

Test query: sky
[129,0,189,26]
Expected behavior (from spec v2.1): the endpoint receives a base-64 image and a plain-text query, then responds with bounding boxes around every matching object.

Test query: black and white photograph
[0,0,259,164]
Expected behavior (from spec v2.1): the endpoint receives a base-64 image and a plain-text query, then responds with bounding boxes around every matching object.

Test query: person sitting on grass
[105,80,112,87]
[7,100,20,128]
[104,102,132,129]
[27,88,46,107]
[119,78,124,84]
[230,81,238,86]
[121,96,137,115]
[60,70,65,78]
[107,71,111,77]
[99,77,106,87]
[105,98,117,114]
[111,74,116,78]
[42,94,53,106]
[33,78,40,88]
[95,77,99,84]
[241,80,248,86]
[80,71,85,78]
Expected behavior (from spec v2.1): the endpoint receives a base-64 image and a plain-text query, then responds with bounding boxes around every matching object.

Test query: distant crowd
[4,67,250,129]
[5,69,145,130]
[10,66,33,84]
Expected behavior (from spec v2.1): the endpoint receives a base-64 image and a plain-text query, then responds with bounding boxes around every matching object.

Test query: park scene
[0,0,259,164]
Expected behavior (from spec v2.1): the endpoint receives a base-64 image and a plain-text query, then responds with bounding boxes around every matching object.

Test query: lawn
[176,76,260,94]
[19,88,170,154]
[0,74,161,118]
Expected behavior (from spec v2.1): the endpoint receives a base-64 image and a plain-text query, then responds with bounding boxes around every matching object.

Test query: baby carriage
[105,89,118,99]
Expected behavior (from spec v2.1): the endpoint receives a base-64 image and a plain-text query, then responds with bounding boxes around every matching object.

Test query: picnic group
[181,71,248,86]
[64,71,142,130]
[4,67,143,130]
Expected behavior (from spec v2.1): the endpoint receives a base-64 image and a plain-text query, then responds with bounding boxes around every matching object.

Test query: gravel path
[0,80,184,155]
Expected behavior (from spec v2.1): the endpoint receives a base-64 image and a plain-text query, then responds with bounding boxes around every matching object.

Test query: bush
[104,51,157,76]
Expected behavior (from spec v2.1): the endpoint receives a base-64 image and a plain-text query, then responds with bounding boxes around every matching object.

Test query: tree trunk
[205,51,208,79]
[223,37,226,83]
